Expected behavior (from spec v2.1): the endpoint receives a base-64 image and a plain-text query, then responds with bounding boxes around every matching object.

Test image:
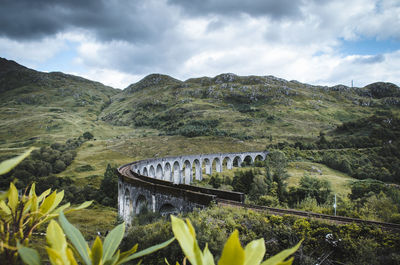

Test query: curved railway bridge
[118,151,400,231]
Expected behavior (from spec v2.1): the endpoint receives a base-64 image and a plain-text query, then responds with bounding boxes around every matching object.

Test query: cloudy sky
[1,0,399,89]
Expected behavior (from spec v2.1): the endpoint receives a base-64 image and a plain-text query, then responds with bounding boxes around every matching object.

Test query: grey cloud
[0,0,176,42]
[353,54,385,64]
[167,0,305,19]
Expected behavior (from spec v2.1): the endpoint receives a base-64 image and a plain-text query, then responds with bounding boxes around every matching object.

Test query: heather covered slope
[0,57,121,145]
[100,72,400,143]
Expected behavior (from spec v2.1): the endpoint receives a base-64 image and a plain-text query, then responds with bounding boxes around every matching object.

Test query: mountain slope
[0,57,121,145]
[100,72,400,142]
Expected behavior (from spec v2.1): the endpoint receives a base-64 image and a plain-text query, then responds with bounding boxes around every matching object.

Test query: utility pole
[351,80,353,88]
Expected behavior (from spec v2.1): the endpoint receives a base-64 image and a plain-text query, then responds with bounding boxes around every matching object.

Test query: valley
[1,57,400,264]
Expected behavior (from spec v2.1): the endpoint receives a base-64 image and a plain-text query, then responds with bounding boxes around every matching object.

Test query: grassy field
[196,161,355,197]
[286,161,356,197]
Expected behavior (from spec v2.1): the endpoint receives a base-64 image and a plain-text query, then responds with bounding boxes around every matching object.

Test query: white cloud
[0,0,399,88]
[0,35,67,66]
[79,68,141,89]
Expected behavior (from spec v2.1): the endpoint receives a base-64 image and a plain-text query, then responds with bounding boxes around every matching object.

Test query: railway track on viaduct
[118,162,400,231]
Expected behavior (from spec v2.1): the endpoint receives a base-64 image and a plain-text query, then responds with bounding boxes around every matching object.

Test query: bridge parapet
[118,151,268,224]
[130,151,268,184]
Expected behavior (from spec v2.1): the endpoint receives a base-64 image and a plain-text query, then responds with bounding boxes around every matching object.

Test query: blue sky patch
[339,37,400,56]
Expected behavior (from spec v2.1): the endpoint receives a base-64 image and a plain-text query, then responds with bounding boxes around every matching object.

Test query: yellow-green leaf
[52,203,71,215]
[186,218,196,238]
[203,243,215,265]
[48,190,64,213]
[46,220,67,252]
[7,182,19,213]
[31,193,38,213]
[117,237,175,265]
[0,147,35,175]
[260,240,302,265]
[46,247,63,265]
[40,191,57,214]
[22,196,33,215]
[244,238,265,265]
[29,183,36,197]
[91,236,103,265]
[218,230,245,265]
[67,248,79,265]
[171,215,198,265]
[37,189,51,203]
[118,244,137,262]
[0,200,11,215]
[66,200,93,213]
[277,257,294,265]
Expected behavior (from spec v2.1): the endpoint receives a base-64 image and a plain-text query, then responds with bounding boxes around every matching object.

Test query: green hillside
[1,59,400,263]
[100,73,400,143]
[1,58,400,214]
[0,58,131,149]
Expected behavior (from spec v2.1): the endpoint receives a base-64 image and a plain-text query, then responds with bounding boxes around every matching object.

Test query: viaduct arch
[118,151,268,224]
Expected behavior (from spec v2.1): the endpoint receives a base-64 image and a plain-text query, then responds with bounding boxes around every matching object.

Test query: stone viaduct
[118,151,268,224]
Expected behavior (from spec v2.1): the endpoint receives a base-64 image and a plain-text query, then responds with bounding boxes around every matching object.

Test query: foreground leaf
[117,237,175,265]
[0,147,35,175]
[261,240,303,265]
[59,212,91,265]
[218,230,245,265]
[91,236,103,265]
[103,222,125,261]
[171,215,198,264]
[244,238,265,265]
[18,245,41,265]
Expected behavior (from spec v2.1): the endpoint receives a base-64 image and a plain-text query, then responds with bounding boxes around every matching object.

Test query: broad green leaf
[103,222,125,261]
[244,238,265,265]
[260,240,302,265]
[53,203,71,215]
[104,250,120,265]
[91,236,103,265]
[117,237,175,265]
[47,190,64,213]
[0,200,11,215]
[0,147,35,175]
[171,215,198,264]
[40,191,57,214]
[46,220,67,252]
[59,211,91,265]
[18,245,42,265]
[203,244,215,265]
[218,230,245,265]
[7,182,18,213]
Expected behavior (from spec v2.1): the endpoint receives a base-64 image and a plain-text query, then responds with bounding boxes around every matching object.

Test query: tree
[265,151,289,203]
[289,174,332,205]
[99,164,118,207]
[83,131,94,140]
[53,159,66,173]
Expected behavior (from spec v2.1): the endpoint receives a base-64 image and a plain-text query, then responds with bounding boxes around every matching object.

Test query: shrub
[83,131,94,140]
